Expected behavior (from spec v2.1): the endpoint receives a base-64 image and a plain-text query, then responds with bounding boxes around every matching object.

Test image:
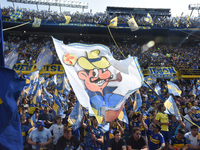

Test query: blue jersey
[85,125,104,150]
[169,119,179,137]
[147,129,165,150]
[169,135,188,150]
[133,120,147,136]
[22,125,30,144]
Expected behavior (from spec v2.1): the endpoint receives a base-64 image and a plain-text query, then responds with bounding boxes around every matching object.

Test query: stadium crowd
[2,6,200,28]
[3,35,200,70]
[16,73,200,150]
[2,5,200,150]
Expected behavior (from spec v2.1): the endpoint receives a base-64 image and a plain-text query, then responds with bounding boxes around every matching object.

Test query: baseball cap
[191,106,197,110]
[35,120,45,128]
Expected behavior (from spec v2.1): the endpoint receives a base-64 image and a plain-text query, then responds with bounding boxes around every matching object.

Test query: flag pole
[82,107,97,147]
[107,26,126,59]
[0,6,4,67]
[181,115,200,129]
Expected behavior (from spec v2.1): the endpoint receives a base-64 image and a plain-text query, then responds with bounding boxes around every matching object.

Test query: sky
[1,0,200,17]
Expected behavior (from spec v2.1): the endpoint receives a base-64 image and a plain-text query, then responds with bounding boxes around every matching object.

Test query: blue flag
[133,90,142,112]
[0,6,4,67]
[0,67,26,149]
[155,83,161,95]
[4,49,18,69]
[68,101,83,131]
[52,95,64,118]
[9,8,23,21]
[164,95,181,120]
[35,45,53,70]
[193,85,197,98]
[167,81,182,97]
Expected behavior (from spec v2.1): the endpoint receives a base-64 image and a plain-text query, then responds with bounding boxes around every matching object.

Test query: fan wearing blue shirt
[141,119,165,150]
[169,128,188,150]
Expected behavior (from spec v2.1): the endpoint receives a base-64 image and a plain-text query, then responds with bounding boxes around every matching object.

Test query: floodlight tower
[7,0,88,13]
[188,4,200,17]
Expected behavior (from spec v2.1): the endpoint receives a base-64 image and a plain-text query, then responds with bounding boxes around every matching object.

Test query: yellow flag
[127,17,139,31]
[0,98,3,104]
[108,17,118,27]
[32,17,42,28]
[144,13,153,25]
[64,16,71,25]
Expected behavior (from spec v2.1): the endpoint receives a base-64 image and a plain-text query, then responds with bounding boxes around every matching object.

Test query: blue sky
[1,0,200,17]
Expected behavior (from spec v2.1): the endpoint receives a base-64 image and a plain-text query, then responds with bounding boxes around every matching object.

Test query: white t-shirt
[184,132,199,148]
[49,123,64,145]
[184,114,192,132]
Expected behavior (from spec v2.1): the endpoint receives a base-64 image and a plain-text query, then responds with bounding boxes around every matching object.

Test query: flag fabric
[32,17,42,28]
[57,74,70,96]
[35,45,53,70]
[170,76,179,83]
[108,17,118,27]
[52,95,64,118]
[196,79,200,88]
[0,6,4,67]
[68,101,83,131]
[32,78,43,104]
[155,83,161,95]
[186,15,191,27]
[0,67,26,149]
[127,17,139,31]
[164,95,181,120]
[27,70,40,84]
[144,13,153,25]
[193,85,196,98]
[53,37,144,123]
[133,90,142,112]
[4,49,18,69]
[9,8,23,21]
[30,113,36,127]
[118,107,128,124]
[151,53,159,57]
[173,16,179,27]
[167,81,182,96]
[64,15,71,25]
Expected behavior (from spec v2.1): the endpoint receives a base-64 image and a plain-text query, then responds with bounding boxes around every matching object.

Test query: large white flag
[52,37,144,123]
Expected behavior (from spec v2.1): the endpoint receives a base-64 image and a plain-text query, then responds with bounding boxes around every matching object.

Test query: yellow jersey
[155,112,169,131]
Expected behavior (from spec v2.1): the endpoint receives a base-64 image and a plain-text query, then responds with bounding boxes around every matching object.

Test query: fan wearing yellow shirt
[155,103,171,150]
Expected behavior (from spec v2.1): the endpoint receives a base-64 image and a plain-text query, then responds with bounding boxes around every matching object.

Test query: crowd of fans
[17,74,200,150]
[3,35,200,70]
[2,5,200,150]
[2,6,200,28]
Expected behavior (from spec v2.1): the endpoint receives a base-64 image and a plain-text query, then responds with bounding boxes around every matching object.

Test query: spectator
[56,127,80,150]
[155,103,171,150]
[81,114,104,150]
[38,106,55,128]
[169,128,188,150]
[28,120,52,150]
[49,115,64,150]
[127,127,148,150]
[184,125,200,150]
[107,130,126,150]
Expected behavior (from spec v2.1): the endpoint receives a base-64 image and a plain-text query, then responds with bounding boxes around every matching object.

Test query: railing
[179,69,200,78]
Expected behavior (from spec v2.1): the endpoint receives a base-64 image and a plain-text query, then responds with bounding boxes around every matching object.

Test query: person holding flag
[81,111,104,150]
[155,103,171,150]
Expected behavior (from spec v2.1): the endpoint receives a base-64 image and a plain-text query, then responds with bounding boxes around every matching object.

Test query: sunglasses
[136,133,141,135]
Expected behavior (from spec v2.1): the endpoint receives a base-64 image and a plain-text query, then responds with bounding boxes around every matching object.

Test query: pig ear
[78,71,88,80]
